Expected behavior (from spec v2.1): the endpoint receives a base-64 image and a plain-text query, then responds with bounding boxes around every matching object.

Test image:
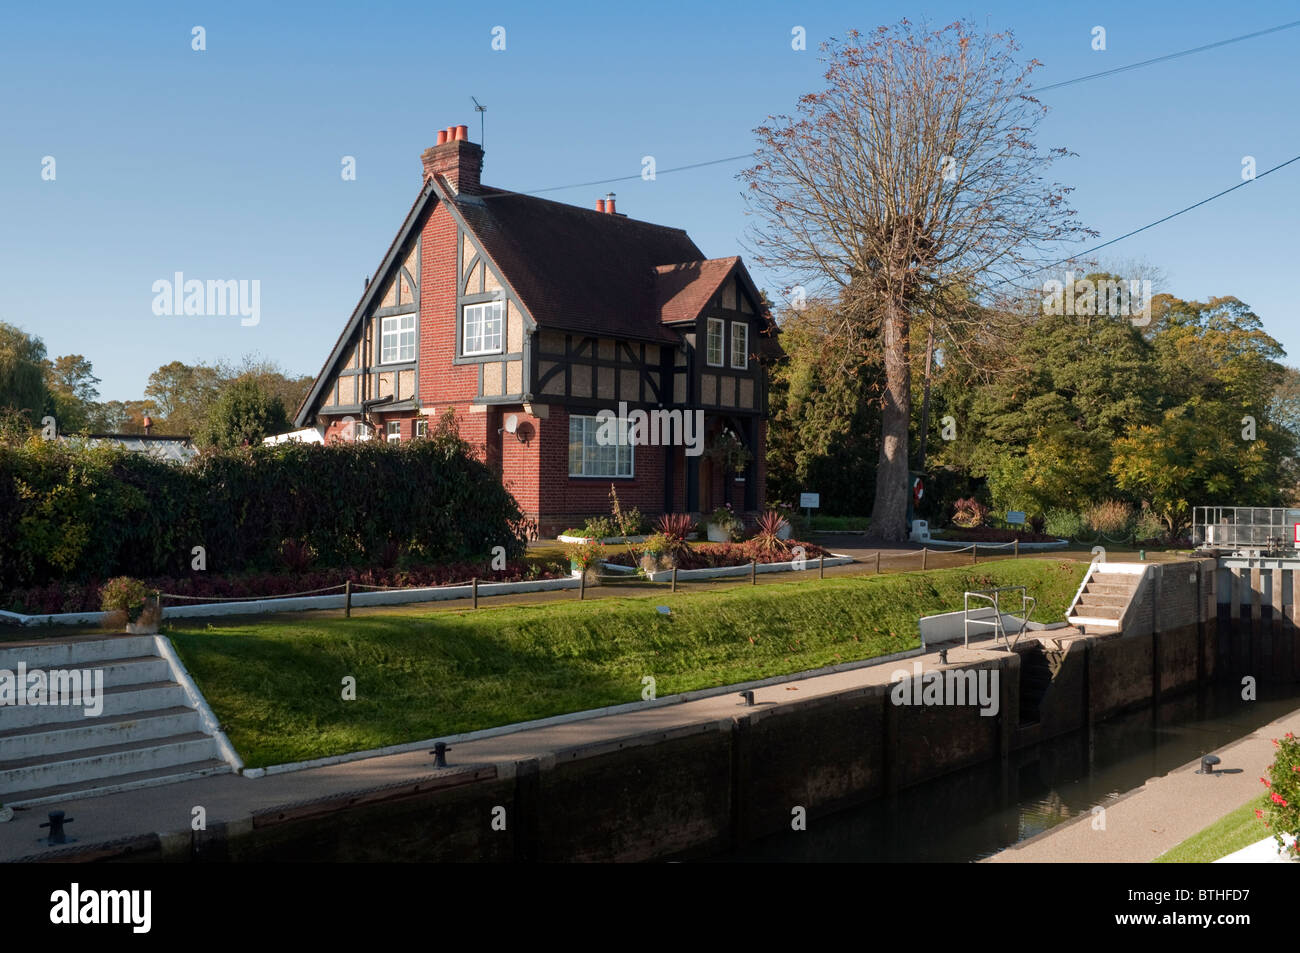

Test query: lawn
[1153,796,1271,863]
[170,558,1087,768]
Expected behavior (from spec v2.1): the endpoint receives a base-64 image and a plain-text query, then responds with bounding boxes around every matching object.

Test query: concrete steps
[1068,567,1144,630]
[0,636,233,806]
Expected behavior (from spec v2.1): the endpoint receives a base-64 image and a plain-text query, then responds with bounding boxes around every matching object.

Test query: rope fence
[149,540,1042,617]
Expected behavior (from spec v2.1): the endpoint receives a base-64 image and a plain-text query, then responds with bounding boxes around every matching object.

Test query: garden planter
[706,523,730,542]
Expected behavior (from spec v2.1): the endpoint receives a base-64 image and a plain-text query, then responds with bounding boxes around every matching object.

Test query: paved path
[986,707,1300,863]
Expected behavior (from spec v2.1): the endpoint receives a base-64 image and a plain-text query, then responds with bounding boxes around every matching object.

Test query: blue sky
[2,0,1298,400]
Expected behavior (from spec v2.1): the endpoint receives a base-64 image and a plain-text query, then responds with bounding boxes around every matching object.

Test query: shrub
[1084,499,1134,537]
[0,435,527,591]
[708,504,742,539]
[1029,513,1046,535]
[1134,506,1166,543]
[1259,732,1300,859]
[1043,508,1084,539]
[752,511,791,556]
[581,516,617,540]
[951,497,989,529]
[566,539,605,572]
[99,575,160,628]
[280,539,317,573]
[656,513,694,540]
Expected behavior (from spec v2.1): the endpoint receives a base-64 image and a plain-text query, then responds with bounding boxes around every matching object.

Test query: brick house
[294,124,780,537]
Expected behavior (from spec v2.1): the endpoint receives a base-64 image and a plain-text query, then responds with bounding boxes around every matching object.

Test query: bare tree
[742,19,1093,540]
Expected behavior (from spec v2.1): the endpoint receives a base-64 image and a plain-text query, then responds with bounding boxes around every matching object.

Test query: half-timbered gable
[294,123,781,534]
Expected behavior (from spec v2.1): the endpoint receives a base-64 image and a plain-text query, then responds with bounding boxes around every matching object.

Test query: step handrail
[963,586,1035,649]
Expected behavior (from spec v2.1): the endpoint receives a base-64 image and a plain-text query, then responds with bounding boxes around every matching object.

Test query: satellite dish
[504,414,518,434]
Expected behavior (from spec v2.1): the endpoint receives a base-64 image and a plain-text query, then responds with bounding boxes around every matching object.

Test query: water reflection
[714,682,1300,863]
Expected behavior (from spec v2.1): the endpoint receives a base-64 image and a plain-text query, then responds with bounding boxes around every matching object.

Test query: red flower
[1261,777,1271,787]
[1271,792,1289,806]
[1255,809,1264,819]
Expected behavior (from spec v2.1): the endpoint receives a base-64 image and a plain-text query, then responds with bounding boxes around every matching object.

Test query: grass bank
[171,558,1086,768]
[1153,796,1271,863]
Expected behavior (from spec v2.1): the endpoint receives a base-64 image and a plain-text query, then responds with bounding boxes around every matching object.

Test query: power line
[510,153,754,197]
[1002,153,1300,286]
[499,21,1299,198]
[1032,18,1300,93]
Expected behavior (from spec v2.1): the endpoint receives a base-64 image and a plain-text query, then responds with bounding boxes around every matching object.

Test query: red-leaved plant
[656,513,694,540]
[753,511,791,556]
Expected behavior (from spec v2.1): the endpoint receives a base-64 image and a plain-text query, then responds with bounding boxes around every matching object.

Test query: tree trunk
[916,318,935,471]
[868,300,912,542]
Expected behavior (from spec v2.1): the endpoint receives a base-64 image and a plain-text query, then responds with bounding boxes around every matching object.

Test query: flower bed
[604,539,829,571]
[0,559,572,616]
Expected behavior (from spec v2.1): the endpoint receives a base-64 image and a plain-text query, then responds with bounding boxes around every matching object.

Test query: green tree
[43,354,101,433]
[197,376,291,449]
[0,322,50,425]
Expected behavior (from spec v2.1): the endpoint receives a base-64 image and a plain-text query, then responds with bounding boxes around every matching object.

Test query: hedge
[0,433,528,591]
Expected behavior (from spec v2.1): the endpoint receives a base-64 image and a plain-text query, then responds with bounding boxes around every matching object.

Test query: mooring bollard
[671,566,678,593]
[344,580,352,618]
[472,576,478,609]
[819,554,825,579]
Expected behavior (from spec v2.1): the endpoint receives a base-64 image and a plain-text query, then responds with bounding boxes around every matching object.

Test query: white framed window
[414,418,428,439]
[569,414,633,478]
[730,321,748,369]
[386,421,401,443]
[463,301,504,356]
[706,318,724,367]
[381,314,416,363]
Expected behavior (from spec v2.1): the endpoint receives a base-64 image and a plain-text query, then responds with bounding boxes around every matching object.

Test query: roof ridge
[469,187,692,234]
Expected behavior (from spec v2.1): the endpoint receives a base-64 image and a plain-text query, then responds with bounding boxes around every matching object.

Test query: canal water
[715,682,1300,862]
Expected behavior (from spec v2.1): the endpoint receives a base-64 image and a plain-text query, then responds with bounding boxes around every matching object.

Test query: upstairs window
[730,321,749,369]
[463,301,504,356]
[381,314,416,363]
[706,318,724,367]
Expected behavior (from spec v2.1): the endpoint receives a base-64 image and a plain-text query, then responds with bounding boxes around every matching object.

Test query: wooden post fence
[344,580,352,618]
[472,576,478,609]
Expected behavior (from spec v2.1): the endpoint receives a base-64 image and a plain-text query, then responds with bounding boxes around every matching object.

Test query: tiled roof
[455,190,706,343]
[654,257,741,324]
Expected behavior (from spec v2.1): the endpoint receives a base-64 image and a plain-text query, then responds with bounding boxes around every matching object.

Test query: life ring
[913,477,924,504]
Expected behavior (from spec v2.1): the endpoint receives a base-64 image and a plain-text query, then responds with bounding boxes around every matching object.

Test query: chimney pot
[595,198,606,213]
[605,193,616,214]
[455,124,468,141]
[436,129,447,145]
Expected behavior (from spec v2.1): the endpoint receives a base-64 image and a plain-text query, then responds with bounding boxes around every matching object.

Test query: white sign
[1006,511,1026,526]
[799,493,820,509]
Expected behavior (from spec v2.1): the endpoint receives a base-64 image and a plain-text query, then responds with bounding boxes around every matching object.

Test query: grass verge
[1153,796,1271,863]
[170,558,1086,768]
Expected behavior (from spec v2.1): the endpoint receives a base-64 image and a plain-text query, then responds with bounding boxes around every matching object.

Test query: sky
[2,0,1298,401]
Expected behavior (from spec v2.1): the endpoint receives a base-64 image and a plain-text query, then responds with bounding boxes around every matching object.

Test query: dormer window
[463,301,504,356]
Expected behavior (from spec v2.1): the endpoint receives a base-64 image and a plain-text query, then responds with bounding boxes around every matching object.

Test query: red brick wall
[418,200,479,406]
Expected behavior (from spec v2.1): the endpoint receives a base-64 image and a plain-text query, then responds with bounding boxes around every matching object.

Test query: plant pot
[707,523,730,542]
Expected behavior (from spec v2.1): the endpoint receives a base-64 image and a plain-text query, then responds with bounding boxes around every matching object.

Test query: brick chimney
[421,124,482,194]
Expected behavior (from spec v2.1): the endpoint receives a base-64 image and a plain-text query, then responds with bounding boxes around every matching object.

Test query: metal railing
[1192,506,1300,555]
[963,586,1036,650]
